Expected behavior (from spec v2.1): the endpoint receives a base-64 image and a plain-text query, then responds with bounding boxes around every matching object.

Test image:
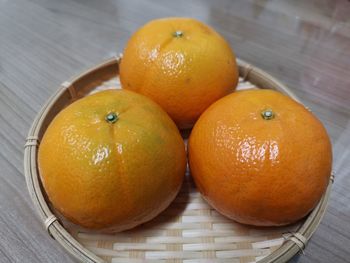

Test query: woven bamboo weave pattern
[24,58,332,263]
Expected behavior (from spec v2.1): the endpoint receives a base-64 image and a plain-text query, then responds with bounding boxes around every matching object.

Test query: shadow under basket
[24,56,333,263]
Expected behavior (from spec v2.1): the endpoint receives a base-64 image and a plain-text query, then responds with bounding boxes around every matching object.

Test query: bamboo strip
[23,57,333,263]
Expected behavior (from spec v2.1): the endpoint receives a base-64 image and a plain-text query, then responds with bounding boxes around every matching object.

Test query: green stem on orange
[261,109,275,120]
[173,31,184,38]
[105,112,118,123]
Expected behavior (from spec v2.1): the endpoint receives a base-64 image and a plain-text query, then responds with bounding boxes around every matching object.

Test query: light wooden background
[0,0,349,262]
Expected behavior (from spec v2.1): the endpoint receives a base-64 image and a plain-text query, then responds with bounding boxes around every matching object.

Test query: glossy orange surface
[38,90,186,231]
[119,17,238,129]
[189,89,332,226]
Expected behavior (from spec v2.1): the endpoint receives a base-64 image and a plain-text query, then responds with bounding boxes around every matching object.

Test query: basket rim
[23,56,333,263]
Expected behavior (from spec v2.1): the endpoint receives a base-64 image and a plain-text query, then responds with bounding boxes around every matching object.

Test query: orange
[188,89,332,226]
[38,90,186,231]
[120,17,238,129]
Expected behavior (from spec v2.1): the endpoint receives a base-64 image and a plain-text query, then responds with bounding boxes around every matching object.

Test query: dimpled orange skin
[38,90,186,231]
[189,89,332,226]
[119,17,238,129]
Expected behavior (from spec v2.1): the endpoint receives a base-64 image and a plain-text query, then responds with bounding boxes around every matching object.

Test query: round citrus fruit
[119,17,238,129]
[188,89,332,226]
[38,90,186,231]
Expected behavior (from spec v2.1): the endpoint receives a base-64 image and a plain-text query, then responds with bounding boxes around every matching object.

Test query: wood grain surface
[0,0,349,262]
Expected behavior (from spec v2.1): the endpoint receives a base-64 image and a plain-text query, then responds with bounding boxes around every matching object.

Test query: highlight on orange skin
[120,17,239,129]
[189,89,332,226]
[38,90,187,231]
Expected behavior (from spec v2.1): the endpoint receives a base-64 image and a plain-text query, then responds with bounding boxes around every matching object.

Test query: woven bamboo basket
[24,56,333,263]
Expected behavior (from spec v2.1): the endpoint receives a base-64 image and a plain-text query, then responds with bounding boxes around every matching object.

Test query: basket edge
[23,56,332,263]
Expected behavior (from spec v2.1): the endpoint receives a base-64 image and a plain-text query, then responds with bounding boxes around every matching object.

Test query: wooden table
[1,0,349,262]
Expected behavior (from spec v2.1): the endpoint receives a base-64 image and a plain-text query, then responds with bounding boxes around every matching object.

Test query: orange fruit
[120,17,238,129]
[188,89,332,226]
[38,90,186,231]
